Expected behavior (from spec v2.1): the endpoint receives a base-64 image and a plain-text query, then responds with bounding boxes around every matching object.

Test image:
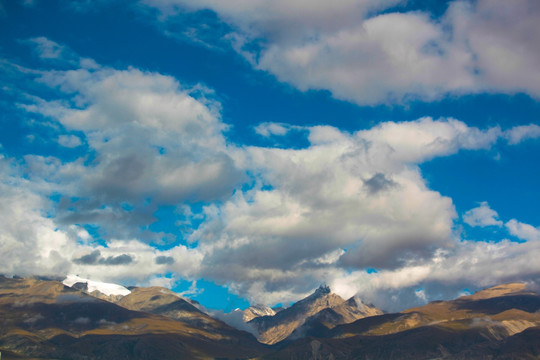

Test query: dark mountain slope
[0,276,268,359]
[264,283,540,360]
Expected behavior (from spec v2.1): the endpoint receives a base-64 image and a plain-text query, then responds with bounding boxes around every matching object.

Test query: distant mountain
[243,304,277,322]
[265,283,540,359]
[249,285,383,344]
[116,286,264,344]
[2,277,540,359]
[0,276,268,359]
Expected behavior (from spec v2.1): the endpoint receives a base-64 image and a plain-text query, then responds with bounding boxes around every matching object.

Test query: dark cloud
[57,198,157,241]
[99,254,133,265]
[155,255,175,265]
[73,250,133,266]
[363,173,397,194]
[73,250,101,265]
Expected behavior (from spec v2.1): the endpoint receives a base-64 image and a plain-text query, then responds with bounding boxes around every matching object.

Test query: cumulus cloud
[187,118,524,304]
[6,39,540,309]
[357,117,501,164]
[0,155,75,277]
[328,234,540,311]
[69,240,203,285]
[32,66,242,203]
[143,0,540,104]
[463,202,503,227]
[0,153,204,283]
[18,55,244,241]
[506,219,540,242]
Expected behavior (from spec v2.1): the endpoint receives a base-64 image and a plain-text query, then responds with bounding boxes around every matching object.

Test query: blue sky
[1,0,540,312]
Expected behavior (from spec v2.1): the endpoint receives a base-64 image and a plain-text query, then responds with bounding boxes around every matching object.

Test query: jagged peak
[314,284,331,296]
[298,284,339,304]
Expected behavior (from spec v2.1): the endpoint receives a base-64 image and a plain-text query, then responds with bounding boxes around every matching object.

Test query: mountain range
[1,275,540,359]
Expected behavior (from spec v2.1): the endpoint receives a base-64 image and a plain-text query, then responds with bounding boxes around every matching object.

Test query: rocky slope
[2,277,540,360]
[243,304,277,322]
[266,283,540,359]
[0,276,268,359]
[249,285,383,344]
[116,285,264,344]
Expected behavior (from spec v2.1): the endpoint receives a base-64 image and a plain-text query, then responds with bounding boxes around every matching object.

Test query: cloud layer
[144,0,540,104]
[1,35,540,311]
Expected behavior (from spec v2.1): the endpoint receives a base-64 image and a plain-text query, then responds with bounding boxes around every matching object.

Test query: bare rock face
[71,281,88,292]
[249,285,382,344]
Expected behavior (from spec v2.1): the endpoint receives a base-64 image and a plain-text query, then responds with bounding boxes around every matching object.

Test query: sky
[1,0,540,313]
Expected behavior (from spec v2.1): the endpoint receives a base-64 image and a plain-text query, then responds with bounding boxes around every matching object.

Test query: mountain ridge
[2,276,540,359]
[248,284,383,344]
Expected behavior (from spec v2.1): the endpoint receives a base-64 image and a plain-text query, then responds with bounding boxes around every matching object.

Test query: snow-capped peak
[63,274,131,296]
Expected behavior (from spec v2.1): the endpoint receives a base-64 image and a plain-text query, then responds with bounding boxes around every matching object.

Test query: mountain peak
[313,284,331,296]
[243,304,276,322]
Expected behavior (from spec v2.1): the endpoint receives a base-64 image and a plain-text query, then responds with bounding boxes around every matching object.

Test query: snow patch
[63,274,131,296]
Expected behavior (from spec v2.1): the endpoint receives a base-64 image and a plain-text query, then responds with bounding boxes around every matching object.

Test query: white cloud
[0,51,225,286]
[0,153,204,285]
[20,64,244,240]
[69,240,203,285]
[0,155,76,277]
[504,124,540,145]
[506,219,540,242]
[8,43,540,309]
[186,117,539,306]
[328,235,540,311]
[143,0,540,104]
[357,117,501,164]
[463,202,503,227]
[144,0,402,34]
[187,118,522,304]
